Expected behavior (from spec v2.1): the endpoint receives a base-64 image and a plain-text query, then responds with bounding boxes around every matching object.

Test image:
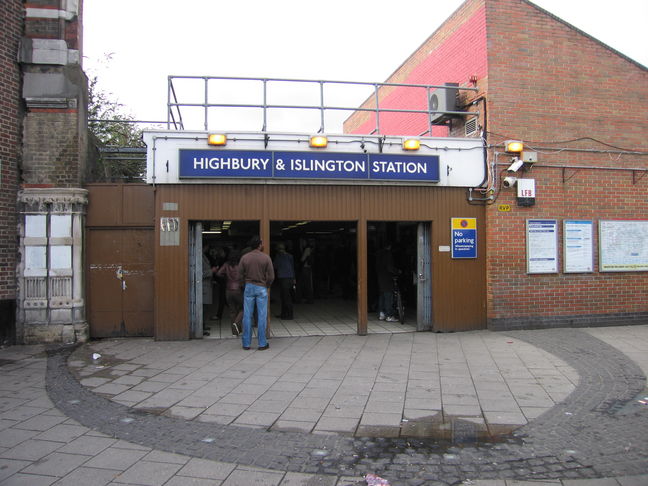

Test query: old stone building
[1,0,89,344]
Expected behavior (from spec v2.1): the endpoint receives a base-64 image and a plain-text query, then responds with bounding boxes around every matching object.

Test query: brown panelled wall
[86,184,155,338]
[154,184,486,340]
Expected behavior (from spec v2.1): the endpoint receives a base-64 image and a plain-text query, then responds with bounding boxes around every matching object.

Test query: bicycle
[392,275,405,324]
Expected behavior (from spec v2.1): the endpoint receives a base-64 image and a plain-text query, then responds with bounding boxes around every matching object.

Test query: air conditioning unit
[429,82,459,124]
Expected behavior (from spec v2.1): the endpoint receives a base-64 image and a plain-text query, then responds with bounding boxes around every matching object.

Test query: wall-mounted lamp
[402,139,421,151]
[309,135,328,148]
[207,133,227,146]
[504,140,524,153]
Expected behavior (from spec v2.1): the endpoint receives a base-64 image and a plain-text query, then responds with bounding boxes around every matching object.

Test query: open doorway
[367,222,429,331]
[189,220,259,339]
[189,220,427,339]
[269,221,357,335]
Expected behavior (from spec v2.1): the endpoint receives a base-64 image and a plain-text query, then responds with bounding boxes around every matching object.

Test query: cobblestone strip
[46,329,648,486]
[509,329,648,477]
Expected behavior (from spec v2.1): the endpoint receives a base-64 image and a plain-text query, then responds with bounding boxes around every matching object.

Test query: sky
[83,0,648,133]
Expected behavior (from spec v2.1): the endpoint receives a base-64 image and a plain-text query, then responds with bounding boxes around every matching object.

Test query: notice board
[563,220,594,273]
[599,220,648,272]
[526,219,558,274]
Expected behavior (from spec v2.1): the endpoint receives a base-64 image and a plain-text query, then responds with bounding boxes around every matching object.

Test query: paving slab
[53,466,122,486]
[1,325,648,485]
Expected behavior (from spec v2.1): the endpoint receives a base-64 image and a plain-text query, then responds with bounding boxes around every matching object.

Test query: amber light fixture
[504,140,524,153]
[402,139,421,151]
[207,133,227,146]
[309,135,328,148]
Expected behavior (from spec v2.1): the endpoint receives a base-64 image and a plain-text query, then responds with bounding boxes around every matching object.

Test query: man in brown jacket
[239,235,274,350]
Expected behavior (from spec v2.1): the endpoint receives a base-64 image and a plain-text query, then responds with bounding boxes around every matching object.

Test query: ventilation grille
[465,117,479,136]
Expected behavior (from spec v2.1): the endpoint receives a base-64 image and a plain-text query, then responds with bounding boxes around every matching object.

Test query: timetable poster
[563,220,594,273]
[527,219,558,274]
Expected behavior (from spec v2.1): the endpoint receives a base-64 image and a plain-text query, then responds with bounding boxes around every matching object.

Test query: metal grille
[465,117,479,136]
[25,277,47,299]
[417,222,432,330]
[50,277,72,298]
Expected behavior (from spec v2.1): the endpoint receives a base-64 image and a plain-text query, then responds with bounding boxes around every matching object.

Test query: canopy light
[207,133,227,146]
[309,135,328,148]
[504,140,524,153]
[402,139,421,151]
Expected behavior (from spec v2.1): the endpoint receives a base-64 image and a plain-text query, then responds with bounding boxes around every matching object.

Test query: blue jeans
[378,291,393,316]
[242,284,268,348]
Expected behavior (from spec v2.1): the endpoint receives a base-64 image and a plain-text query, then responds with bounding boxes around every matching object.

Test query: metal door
[87,229,154,337]
[189,222,203,338]
[416,222,432,331]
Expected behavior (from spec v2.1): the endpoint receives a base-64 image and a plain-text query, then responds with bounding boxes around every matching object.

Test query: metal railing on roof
[166,75,478,135]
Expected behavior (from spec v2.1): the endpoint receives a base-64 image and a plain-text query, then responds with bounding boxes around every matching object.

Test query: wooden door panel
[87,229,154,338]
[88,230,123,337]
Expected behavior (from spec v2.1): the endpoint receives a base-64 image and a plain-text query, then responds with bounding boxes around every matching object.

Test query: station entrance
[86,182,486,341]
[189,218,430,340]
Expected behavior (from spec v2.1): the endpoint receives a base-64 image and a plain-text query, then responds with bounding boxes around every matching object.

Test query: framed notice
[599,220,648,272]
[563,220,594,273]
[526,219,558,274]
[451,218,477,259]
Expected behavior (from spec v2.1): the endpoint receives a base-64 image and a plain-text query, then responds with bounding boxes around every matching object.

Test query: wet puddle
[357,414,517,443]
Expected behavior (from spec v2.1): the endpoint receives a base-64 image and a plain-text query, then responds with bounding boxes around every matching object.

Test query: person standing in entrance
[216,249,243,336]
[273,242,295,320]
[375,242,399,322]
[239,236,274,350]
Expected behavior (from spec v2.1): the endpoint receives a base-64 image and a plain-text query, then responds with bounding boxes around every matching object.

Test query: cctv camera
[507,157,524,172]
[503,176,517,188]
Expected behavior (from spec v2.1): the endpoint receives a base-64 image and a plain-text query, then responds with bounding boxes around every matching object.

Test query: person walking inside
[375,242,399,322]
[273,242,295,320]
[201,245,217,336]
[297,240,314,304]
[239,236,274,350]
[216,249,243,336]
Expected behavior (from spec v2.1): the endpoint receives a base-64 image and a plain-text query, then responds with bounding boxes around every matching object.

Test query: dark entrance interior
[199,220,259,338]
[269,221,358,326]
[194,219,421,338]
[368,222,419,324]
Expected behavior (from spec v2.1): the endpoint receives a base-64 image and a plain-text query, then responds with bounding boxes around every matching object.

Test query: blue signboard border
[451,228,478,259]
[178,149,440,183]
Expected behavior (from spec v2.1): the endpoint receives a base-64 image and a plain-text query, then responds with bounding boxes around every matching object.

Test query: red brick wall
[346,0,648,329]
[485,0,648,328]
[344,0,488,136]
[0,0,24,303]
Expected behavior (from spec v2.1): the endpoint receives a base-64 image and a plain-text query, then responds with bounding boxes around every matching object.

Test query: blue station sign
[179,149,440,182]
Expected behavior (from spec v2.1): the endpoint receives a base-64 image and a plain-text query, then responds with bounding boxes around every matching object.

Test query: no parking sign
[451,218,477,259]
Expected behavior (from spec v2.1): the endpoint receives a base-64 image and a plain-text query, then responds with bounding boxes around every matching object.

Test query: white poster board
[563,220,594,273]
[527,219,558,274]
[599,220,648,272]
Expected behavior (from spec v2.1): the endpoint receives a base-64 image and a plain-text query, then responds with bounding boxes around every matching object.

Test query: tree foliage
[87,69,146,181]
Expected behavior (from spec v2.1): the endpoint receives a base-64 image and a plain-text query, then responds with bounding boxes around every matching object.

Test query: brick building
[345,0,648,330]
[0,1,25,344]
[2,0,647,344]
[1,0,89,344]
